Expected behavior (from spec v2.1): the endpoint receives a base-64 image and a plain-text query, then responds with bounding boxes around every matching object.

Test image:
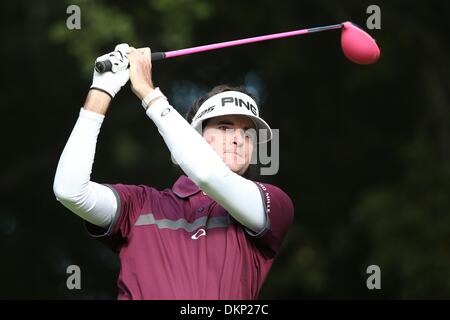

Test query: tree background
[1,0,449,299]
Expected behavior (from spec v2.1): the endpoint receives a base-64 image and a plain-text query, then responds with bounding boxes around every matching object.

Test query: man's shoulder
[107,182,151,191]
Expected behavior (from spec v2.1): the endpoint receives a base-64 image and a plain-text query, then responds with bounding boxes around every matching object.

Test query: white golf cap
[190,91,272,143]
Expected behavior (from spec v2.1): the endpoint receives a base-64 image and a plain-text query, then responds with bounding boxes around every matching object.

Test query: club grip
[151,52,166,61]
[94,52,166,73]
[94,60,112,73]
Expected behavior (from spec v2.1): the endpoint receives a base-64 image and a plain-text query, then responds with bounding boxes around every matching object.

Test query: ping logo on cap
[220,97,258,116]
[193,95,258,122]
[193,91,260,122]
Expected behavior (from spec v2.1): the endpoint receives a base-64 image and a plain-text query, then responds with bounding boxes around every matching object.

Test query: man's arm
[83,89,111,115]
[53,45,132,229]
[53,101,118,228]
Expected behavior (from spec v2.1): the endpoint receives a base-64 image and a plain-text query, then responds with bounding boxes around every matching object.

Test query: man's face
[202,115,256,175]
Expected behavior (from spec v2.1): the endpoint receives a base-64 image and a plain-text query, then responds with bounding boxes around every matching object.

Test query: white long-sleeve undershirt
[53,97,266,233]
[53,109,117,228]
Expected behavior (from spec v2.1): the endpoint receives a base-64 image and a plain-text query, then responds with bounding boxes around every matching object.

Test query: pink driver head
[341,21,380,65]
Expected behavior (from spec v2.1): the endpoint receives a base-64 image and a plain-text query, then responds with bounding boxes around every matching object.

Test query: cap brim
[246,115,272,144]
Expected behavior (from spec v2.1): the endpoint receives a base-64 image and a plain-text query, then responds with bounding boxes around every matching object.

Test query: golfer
[53,44,294,299]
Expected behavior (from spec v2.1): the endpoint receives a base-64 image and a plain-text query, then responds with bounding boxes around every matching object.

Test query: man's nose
[232,129,245,146]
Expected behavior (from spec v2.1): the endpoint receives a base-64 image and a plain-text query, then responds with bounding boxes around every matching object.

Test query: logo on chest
[191,228,206,240]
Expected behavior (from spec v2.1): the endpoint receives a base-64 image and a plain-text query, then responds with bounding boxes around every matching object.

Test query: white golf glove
[90,43,131,98]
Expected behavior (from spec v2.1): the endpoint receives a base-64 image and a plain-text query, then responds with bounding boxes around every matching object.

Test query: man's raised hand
[128,47,154,100]
[90,43,131,98]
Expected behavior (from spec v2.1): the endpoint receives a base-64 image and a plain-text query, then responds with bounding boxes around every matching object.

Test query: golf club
[95,21,380,73]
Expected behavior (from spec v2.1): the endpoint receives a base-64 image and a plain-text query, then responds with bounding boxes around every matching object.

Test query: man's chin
[226,163,248,176]
[225,162,239,171]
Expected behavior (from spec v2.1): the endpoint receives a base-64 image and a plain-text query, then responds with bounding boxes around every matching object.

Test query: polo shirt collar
[172,175,202,198]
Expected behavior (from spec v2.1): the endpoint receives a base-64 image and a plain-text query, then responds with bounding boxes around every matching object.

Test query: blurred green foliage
[48,0,139,76]
[48,0,213,77]
[150,0,213,48]
[355,133,450,298]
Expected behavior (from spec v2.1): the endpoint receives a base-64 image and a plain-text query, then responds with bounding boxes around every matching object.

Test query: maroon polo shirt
[86,175,294,300]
